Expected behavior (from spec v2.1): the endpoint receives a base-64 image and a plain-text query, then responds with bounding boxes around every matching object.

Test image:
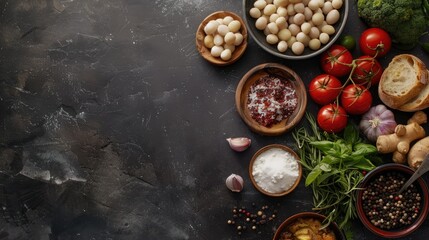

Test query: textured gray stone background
[0,0,428,239]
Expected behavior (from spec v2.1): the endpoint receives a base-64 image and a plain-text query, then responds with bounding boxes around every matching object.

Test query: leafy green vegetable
[357,0,429,49]
[292,113,381,233]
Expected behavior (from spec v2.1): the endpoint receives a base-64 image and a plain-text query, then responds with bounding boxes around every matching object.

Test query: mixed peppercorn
[361,172,422,230]
[227,203,278,235]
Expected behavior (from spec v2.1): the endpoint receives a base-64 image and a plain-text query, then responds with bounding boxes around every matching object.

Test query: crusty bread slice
[399,70,429,112]
[378,54,428,109]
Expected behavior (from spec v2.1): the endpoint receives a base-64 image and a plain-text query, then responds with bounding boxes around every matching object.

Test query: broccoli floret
[358,0,429,49]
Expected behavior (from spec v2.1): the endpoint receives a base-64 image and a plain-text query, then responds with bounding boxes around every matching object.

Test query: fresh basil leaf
[319,162,332,172]
[344,123,360,145]
[352,143,377,156]
[321,155,339,164]
[310,141,334,153]
[316,169,340,184]
[306,166,322,186]
[346,158,375,171]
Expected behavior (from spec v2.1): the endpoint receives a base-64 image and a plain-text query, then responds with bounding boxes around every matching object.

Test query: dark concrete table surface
[1,0,429,239]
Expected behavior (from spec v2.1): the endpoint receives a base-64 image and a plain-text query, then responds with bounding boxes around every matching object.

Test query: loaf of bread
[378,54,429,112]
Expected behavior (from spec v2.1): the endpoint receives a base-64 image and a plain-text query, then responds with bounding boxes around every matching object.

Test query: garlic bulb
[226,137,251,152]
[225,174,244,192]
[359,104,397,142]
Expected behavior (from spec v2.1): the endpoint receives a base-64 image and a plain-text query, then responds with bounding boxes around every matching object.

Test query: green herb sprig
[292,113,382,232]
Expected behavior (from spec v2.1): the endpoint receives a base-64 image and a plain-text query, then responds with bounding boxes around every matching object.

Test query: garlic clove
[226,137,251,152]
[225,174,244,192]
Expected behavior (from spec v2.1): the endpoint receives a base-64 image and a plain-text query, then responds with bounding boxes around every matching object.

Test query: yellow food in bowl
[279,217,336,240]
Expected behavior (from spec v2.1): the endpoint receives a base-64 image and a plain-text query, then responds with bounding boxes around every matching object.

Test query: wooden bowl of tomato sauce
[235,63,307,136]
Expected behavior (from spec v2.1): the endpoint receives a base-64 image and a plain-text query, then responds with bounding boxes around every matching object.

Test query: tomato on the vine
[320,45,353,77]
[352,56,383,86]
[359,28,392,58]
[340,84,373,115]
[317,104,348,133]
[308,74,342,105]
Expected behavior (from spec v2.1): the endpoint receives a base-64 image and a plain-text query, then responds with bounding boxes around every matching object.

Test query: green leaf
[321,155,339,165]
[306,166,322,186]
[346,158,375,171]
[310,141,334,153]
[343,123,359,145]
[352,143,377,156]
[319,162,332,172]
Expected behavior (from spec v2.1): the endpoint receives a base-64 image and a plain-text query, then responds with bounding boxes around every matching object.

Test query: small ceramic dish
[235,63,307,136]
[272,212,346,240]
[249,144,302,197]
[195,11,248,66]
[356,163,429,238]
[243,0,349,60]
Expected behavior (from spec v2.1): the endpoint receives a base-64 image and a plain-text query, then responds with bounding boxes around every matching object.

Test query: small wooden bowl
[272,212,346,240]
[249,144,302,197]
[235,63,307,136]
[196,11,248,66]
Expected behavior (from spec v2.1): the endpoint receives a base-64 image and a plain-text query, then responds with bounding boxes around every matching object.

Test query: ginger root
[376,112,427,164]
[408,137,429,170]
[407,111,427,125]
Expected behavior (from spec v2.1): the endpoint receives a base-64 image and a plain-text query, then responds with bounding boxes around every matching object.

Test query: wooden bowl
[356,164,429,238]
[272,212,346,240]
[235,63,307,136]
[249,144,302,197]
[196,11,248,66]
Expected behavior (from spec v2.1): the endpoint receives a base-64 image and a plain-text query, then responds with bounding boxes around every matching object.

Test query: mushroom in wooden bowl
[196,11,248,66]
[235,63,307,136]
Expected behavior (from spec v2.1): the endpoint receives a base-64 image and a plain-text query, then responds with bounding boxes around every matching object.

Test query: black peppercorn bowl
[272,212,346,240]
[356,163,429,238]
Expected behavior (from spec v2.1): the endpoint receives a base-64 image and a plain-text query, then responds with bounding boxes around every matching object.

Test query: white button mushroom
[254,0,267,10]
[224,32,236,45]
[264,4,277,16]
[228,20,241,32]
[326,9,340,25]
[255,16,268,30]
[266,34,279,44]
[234,33,244,46]
[291,41,305,55]
[249,7,262,18]
[217,24,230,36]
[213,34,224,46]
[319,32,330,44]
[277,40,288,52]
[223,16,234,25]
[267,22,279,34]
[278,28,292,41]
[204,20,219,35]
[312,12,325,26]
[204,35,214,48]
[309,38,321,50]
[332,0,343,9]
[211,45,224,57]
[220,49,232,61]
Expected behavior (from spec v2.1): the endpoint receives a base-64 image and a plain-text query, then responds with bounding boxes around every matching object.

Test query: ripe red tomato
[352,56,383,86]
[340,84,373,115]
[308,74,342,105]
[359,28,392,58]
[317,104,348,133]
[320,45,353,77]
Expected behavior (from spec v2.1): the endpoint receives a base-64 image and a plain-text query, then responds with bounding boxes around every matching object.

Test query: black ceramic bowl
[356,163,429,238]
[243,0,349,59]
